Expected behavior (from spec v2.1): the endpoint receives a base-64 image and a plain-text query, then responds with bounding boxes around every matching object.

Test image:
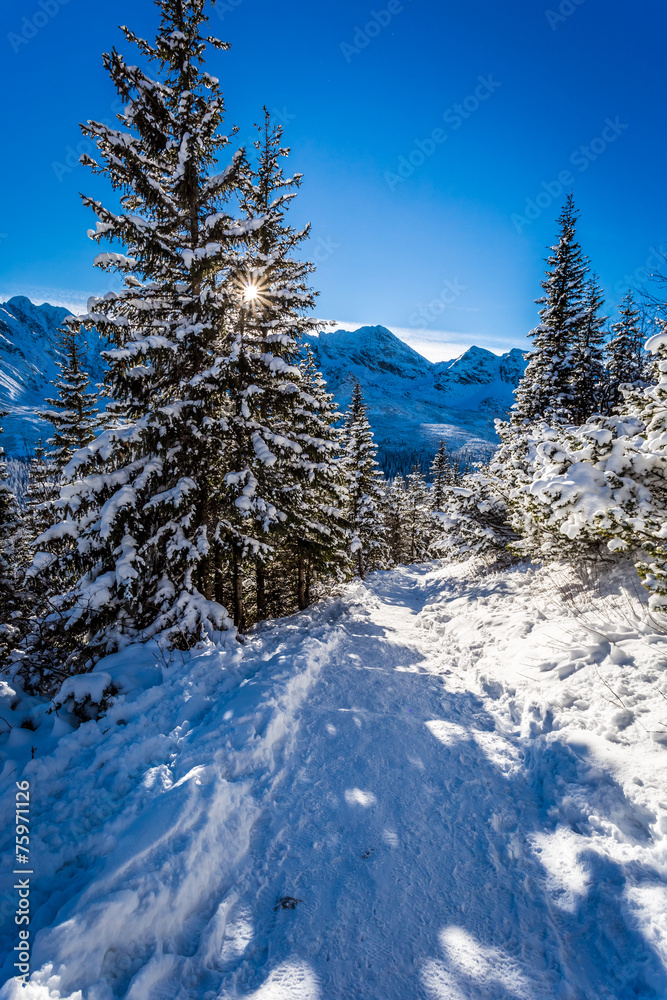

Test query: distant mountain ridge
[305,326,526,474]
[0,299,526,471]
[0,296,106,456]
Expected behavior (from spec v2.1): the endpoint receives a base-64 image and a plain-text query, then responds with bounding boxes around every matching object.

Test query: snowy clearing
[2,559,667,999]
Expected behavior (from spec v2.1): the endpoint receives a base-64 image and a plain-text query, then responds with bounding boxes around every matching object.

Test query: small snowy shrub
[51,672,120,722]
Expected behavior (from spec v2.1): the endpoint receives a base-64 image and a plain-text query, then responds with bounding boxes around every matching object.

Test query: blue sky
[1,0,665,360]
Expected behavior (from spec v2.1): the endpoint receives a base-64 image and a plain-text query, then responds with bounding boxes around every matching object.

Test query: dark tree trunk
[232,546,245,631]
[305,560,312,608]
[297,550,308,611]
[256,560,267,621]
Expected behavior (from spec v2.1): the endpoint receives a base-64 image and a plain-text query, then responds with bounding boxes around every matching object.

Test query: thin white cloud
[0,284,117,316]
[320,319,527,363]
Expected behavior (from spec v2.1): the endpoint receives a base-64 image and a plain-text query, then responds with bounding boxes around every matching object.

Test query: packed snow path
[3,561,667,999]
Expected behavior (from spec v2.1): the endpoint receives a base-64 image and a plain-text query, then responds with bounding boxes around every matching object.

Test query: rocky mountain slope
[0,296,106,456]
[0,299,525,471]
[305,326,525,473]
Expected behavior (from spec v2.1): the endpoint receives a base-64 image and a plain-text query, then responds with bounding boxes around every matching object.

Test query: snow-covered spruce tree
[624,330,667,607]
[403,468,433,563]
[28,0,258,673]
[502,414,645,564]
[216,112,339,627]
[385,474,407,566]
[511,194,589,428]
[24,440,59,545]
[605,289,647,412]
[498,330,667,574]
[433,468,517,563]
[494,200,614,561]
[0,416,28,664]
[430,440,459,512]
[341,381,389,579]
[495,198,590,509]
[278,347,350,611]
[570,274,607,423]
[39,322,99,472]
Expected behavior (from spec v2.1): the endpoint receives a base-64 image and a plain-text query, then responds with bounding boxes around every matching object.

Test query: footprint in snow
[274,896,302,911]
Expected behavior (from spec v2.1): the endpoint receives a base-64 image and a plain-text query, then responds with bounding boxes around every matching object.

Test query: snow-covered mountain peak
[309,325,432,380]
[0,296,105,456]
[0,298,525,470]
[433,345,525,388]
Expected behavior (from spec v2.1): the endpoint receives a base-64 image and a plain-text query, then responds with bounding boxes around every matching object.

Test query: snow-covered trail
[3,561,667,999]
[212,566,667,1000]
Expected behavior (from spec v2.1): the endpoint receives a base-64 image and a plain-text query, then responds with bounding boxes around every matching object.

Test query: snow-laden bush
[433,472,516,561]
[505,415,648,560]
[504,334,667,610]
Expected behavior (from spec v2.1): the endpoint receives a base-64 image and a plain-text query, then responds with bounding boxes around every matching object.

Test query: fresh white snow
[2,558,667,999]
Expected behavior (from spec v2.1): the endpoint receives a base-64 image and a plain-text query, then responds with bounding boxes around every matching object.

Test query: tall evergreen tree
[385,475,407,566]
[403,469,433,563]
[434,469,516,562]
[24,440,59,544]
[0,415,27,664]
[605,289,646,411]
[31,0,256,669]
[341,381,389,579]
[218,111,327,627]
[430,440,458,511]
[571,274,607,422]
[511,194,588,427]
[39,322,99,471]
[279,348,349,610]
